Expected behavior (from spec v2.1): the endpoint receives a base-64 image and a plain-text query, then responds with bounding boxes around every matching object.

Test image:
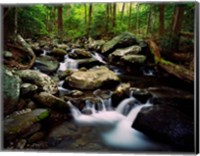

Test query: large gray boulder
[3,67,21,115]
[34,92,69,111]
[34,56,59,74]
[66,66,120,90]
[16,70,58,94]
[121,54,146,64]
[102,32,138,54]
[108,45,141,63]
[132,105,194,151]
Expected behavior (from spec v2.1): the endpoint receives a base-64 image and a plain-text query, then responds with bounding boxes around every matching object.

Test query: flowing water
[67,94,162,151]
[58,55,78,71]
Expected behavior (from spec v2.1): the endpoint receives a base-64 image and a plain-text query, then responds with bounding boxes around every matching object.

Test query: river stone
[67,66,120,90]
[20,83,38,95]
[4,109,50,141]
[102,32,138,54]
[132,105,194,151]
[51,48,67,57]
[88,38,105,51]
[108,45,141,63]
[16,70,58,94]
[3,67,21,115]
[121,54,146,64]
[68,48,92,59]
[34,56,59,74]
[4,51,13,58]
[34,92,69,111]
[56,44,69,50]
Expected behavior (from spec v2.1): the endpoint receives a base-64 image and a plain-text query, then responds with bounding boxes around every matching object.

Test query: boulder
[102,32,138,54]
[16,70,58,94]
[34,92,69,111]
[108,45,141,63]
[68,49,92,59]
[121,54,146,64]
[34,56,59,74]
[3,67,21,115]
[88,38,105,51]
[20,83,38,96]
[132,105,194,151]
[66,66,120,90]
[51,48,67,58]
[4,108,49,141]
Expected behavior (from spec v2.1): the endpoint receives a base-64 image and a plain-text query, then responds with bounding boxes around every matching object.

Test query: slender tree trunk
[66,4,71,17]
[57,5,63,36]
[128,2,132,30]
[159,4,165,36]
[3,7,9,50]
[84,4,88,28]
[87,3,93,36]
[171,4,185,51]
[121,3,125,21]
[112,3,116,28]
[106,3,109,32]
[136,4,140,35]
[146,5,152,35]
[14,7,18,39]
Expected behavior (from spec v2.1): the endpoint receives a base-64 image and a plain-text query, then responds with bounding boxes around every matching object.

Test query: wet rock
[70,90,84,97]
[4,109,49,141]
[68,48,92,59]
[108,45,141,63]
[3,67,21,115]
[16,70,58,94]
[132,105,194,151]
[20,83,38,95]
[51,48,67,58]
[27,101,38,110]
[16,139,27,149]
[56,44,69,50]
[22,123,41,138]
[121,54,146,64]
[58,70,74,80]
[76,58,103,69]
[31,43,43,55]
[34,56,59,74]
[112,83,131,107]
[147,87,194,116]
[102,32,138,54]
[130,87,152,103]
[34,92,69,111]
[88,38,105,51]
[67,66,120,90]
[28,132,44,143]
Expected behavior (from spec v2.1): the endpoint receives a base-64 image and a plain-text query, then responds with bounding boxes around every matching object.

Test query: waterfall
[58,55,78,71]
[67,97,161,150]
[92,52,106,64]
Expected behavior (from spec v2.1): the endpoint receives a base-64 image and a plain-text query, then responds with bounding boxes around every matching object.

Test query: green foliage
[5,2,195,40]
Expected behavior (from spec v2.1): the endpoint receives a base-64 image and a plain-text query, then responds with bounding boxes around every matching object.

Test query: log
[147,39,194,83]
[16,35,36,69]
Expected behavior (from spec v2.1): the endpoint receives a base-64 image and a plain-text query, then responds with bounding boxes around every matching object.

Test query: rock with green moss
[66,66,120,90]
[68,48,92,59]
[4,108,49,140]
[51,48,67,57]
[108,45,141,63]
[16,70,58,94]
[34,56,59,74]
[3,67,21,115]
[102,32,138,54]
[34,92,69,111]
[121,54,146,64]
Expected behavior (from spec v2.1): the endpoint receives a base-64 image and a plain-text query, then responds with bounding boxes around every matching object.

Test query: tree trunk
[14,7,18,39]
[147,40,193,83]
[84,4,88,28]
[136,4,140,35]
[121,3,125,21]
[16,35,36,69]
[57,5,63,36]
[112,3,117,28]
[106,3,109,32]
[159,4,165,36]
[3,7,9,50]
[128,2,132,30]
[146,5,152,35]
[87,3,93,36]
[171,5,185,51]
